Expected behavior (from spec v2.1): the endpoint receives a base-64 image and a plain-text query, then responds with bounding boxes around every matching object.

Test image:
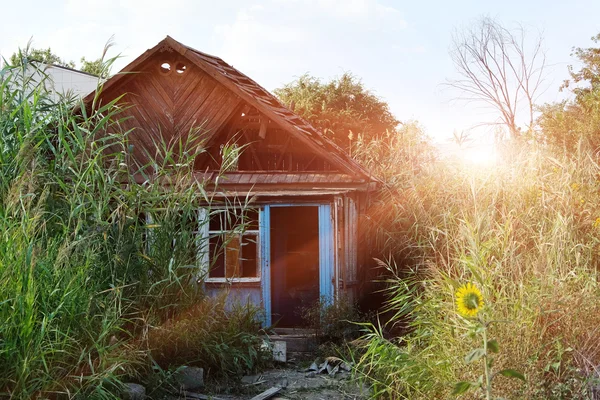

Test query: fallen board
[249,387,282,400]
[179,390,225,400]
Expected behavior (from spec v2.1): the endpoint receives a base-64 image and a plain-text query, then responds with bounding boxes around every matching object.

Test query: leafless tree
[446,17,547,139]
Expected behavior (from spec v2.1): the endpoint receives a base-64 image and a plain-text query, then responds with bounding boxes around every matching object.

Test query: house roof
[39,61,100,78]
[84,36,379,185]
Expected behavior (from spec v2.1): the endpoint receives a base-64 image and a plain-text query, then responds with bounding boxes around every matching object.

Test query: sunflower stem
[482,321,492,400]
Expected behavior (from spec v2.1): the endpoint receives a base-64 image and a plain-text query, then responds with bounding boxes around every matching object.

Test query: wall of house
[335,194,359,303]
[205,284,262,312]
[200,196,361,327]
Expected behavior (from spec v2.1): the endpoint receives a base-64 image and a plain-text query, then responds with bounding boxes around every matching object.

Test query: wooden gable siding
[97,51,242,166]
[201,105,340,173]
[84,37,380,186]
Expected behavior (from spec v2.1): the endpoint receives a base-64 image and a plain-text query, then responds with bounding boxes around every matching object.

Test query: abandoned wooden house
[86,36,379,327]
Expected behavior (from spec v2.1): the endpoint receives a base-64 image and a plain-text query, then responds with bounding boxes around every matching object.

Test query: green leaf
[465,348,485,364]
[452,381,474,395]
[498,369,526,382]
[487,339,499,353]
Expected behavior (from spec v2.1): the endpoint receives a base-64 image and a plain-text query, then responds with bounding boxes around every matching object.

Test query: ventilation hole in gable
[175,63,187,74]
[160,62,171,74]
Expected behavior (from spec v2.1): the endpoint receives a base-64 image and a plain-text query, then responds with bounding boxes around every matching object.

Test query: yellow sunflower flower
[455,283,484,318]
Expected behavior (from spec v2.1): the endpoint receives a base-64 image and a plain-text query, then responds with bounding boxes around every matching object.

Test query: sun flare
[459,143,499,166]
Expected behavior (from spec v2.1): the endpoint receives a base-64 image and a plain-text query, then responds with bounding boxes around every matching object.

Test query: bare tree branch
[444,17,547,139]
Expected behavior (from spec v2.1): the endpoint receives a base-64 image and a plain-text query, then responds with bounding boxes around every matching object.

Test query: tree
[80,56,106,77]
[538,33,600,153]
[562,33,600,104]
[9,46,75,69]
[274,73,399,149]
[8,39,115,78]
[446,17,546,139]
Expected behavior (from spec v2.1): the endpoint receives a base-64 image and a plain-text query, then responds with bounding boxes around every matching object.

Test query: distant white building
[0,58,99,101]
[43,63,99,100]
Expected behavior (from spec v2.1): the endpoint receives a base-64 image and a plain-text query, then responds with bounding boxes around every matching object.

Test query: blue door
[260,204,334,327]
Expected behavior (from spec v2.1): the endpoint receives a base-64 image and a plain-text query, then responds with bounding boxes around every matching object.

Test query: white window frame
[199,207,262,283]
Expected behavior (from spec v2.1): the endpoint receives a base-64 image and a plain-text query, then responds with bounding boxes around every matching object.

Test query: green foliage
[147,295,270,378]
[8,40,113,78]
[274,73,399,149]
[9,44,75,68]
[453,300,525,399]
[538,33,600,154]
[80,57,107,77]
[0,53,263,399]
[353,269,439,399]
[537,98,600,154]
[563,33,600,102]
[301,295,367,343]
[351,121,435,256]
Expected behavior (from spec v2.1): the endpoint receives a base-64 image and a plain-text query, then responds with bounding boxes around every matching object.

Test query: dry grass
[353,138,600,399]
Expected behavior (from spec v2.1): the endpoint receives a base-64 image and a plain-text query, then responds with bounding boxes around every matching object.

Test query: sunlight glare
[459,144,499,167]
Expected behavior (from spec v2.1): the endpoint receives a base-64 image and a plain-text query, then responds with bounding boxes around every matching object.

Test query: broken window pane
[209,209,259,231]
[207,209,259,280]
[225,234,241,278]
[209,235,225,278]
[241,234,258,277]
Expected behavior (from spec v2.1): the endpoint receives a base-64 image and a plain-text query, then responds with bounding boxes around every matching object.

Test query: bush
[148,294,270,378]
[301,295,367,344]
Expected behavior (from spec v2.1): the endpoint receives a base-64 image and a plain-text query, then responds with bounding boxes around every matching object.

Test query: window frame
[200,207,262,283]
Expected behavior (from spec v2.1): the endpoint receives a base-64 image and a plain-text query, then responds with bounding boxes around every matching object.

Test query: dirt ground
[172,358,369,400]
[214,367,368,400]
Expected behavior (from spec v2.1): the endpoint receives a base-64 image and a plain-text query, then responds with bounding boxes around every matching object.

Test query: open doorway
[270,206,320,327]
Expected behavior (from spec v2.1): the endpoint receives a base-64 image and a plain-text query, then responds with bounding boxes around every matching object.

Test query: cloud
[391,44,427,53]
[1,0,409,91]
[315,0,406,25]
[212,0,408,88]
[1,0,216,70]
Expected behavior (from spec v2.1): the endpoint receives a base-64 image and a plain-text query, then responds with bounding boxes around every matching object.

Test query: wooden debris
[249,387,282,400]
[179,390,225,400]
[242,374,266,386]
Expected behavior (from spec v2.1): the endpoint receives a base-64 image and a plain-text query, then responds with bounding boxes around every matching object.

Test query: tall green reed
[0,46,258,399]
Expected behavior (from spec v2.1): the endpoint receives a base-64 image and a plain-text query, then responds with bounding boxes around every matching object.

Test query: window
[206,209,260,282]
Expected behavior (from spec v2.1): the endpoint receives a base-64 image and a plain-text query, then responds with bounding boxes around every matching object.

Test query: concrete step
[268,329,317,353]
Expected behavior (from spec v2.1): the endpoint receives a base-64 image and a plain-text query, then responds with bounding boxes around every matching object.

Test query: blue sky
[2,0,600,142]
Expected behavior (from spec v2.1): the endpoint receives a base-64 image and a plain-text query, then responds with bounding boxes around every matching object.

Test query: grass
[352,136,600,399]
[0,50,267,399]
[8,41,600,400]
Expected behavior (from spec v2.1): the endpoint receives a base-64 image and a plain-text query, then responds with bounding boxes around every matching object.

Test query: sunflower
[455,283,484,318]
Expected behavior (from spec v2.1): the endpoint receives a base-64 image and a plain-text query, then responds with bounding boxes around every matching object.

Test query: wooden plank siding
[96,53,242,167]
[84,36,381,191]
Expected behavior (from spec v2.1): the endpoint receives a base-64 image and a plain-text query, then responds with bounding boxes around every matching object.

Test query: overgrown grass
[353,137,600,399]
[148,293,270,378]
[0,51,265,399]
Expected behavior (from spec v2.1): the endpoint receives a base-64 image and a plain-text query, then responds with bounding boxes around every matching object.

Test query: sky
[2,0,600,145]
